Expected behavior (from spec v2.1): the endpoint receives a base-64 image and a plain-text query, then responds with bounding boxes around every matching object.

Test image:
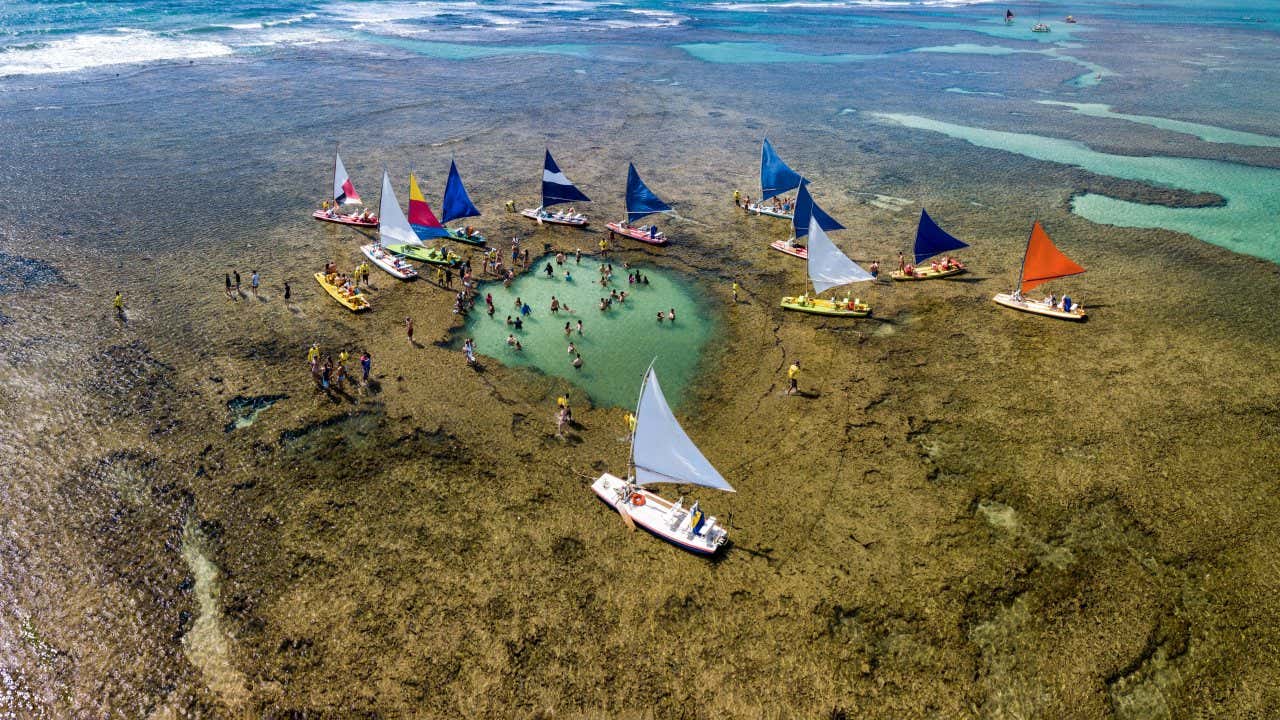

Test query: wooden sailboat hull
[769,240,807,259]
[780,296,871,317]
[445,227,486,246]
[747,203,793,220]
[312,210,378,228]
[607,222,668,246]
[992,293,1086,320]
[890,265,966,281]
[386,244,461,267]
[521,208,588,227]
[591,473,726,556]
[360,244,417,280]
[314,272,370,312]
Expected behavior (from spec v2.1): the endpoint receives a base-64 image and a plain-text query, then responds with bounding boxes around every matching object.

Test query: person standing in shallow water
[225,273,233,300]
[405,317,414,344]
[284,280,291,302]
[113,291,125,320]
[250,270,260,298]
[233,270,241,294]
[360,351,371,384]
[786,360,801,395]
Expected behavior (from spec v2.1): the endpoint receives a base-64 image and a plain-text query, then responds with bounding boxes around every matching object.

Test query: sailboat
[1005,8,1015,24]
[747,138,807,220]
[521,149,590,227]
[992,221,1087,320]
[440,160,486,246]
[890,209,969,280]
[769,182,842,260]
[780,212,875,317]
[359,169,419,280]
[591,365,733,556]
[313,150,378,227]
[606,163,673,246]
[385,172,461,268]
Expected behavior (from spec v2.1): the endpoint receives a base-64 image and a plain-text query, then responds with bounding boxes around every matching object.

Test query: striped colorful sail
[408,172,449,240]
[542,149,591,208]
[333,152,361,205]
[1020,221,1084,292]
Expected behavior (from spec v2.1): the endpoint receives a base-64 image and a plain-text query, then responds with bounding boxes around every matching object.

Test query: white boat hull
[993,292,1086,320]
[747,202,793,220]
[521,208,588,227]
[591,473,727,556]
[361,243,418,280]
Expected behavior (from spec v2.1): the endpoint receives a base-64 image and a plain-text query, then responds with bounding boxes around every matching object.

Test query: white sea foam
[708,0,996,11]
[0,29,233,76]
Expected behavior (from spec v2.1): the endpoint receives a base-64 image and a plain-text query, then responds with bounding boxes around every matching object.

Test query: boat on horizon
[1032,22,1051,32]
[383,171,460,269]
[747,138,806,219]
[440,160,486,246]
[890,209,969,281]
[1065,15,1077,23]
[591,365,733,556]
[780,213,875,317]
[992,220,1087,320]
[606,163,673,246]
[361,169,419,280]
[521,149,590,227]
[1005,8,1015,23]
[769,182,842,260]
[313,150,379,228]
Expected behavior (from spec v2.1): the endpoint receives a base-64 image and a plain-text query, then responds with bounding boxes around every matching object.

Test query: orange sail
[1021,221,1084,293]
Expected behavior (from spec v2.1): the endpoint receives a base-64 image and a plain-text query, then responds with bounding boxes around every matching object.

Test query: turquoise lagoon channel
[461,255,715,409]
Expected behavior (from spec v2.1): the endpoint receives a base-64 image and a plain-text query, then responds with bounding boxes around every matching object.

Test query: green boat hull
[446,228,486,246]
[387,244,462,267]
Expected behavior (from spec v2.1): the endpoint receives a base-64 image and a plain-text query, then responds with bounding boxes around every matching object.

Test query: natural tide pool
[461,255,715,409]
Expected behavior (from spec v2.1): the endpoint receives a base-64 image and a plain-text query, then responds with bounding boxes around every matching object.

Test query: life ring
[630,494,646,507]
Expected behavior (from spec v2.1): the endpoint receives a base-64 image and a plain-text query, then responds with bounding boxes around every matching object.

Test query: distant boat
[769,182,842,260]
[1005,9,1015,23]
[1032,22,1051,32]
[591,365,733,556]
[1064,15,1077,23]
[992,221,1087,320]
[382,171,460,269]
[360,169,418,280]
[521,149,590,227]
[440,160,486,246]
[313,150,378,227]
[747,138,807,219]
[606,163,673,246]
[890,209,969,281]
[780,213,875,317]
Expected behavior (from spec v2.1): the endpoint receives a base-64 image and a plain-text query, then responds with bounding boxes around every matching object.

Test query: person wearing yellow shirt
[307,343,320,368]
[786,360,801,396]
[112,291,125,318]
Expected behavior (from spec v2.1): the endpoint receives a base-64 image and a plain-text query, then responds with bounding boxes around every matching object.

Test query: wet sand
[2,30,1280,718]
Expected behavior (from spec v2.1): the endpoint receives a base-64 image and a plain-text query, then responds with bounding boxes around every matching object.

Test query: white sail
[378,169,420,247]
[631,368,735,492]
[807,214,873,293]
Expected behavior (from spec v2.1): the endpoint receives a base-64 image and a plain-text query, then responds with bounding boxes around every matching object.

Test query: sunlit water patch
[678,41,886,64]
[224,394,287,432]
[872,112,1280,263]
[461,255,713,408]
[1038,101,1280,147]
[912,43,1114,86]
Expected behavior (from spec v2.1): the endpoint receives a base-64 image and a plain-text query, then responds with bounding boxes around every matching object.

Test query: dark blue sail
[440,160,481,224]
[791,182,843,239]
[913,209,969,263]
[625,163,672,223]
[542,149,591,208]
[760,138,807,200]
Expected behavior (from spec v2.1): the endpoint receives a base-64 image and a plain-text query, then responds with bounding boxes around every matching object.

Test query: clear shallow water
[873,112,1280,263]
[1039,101,1280,148]
[462,256,714,409]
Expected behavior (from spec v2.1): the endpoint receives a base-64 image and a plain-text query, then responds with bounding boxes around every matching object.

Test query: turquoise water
[872,112,1280,263]
[1039,102,1280,147]
[461,256,714,409]
[678,41,885,64]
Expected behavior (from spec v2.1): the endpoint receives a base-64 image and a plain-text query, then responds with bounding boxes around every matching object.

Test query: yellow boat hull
[780,296,871,317]
[315,273,370,312]
[890,265,966,281]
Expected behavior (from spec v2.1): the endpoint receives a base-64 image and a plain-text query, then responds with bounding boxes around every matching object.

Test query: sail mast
[1015,222,1034,293]
[627,361,656,481]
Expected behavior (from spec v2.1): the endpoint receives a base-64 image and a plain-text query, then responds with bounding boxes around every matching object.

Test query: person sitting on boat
[904,263,915,277]
[1062,295,1073,313]
[648,225,658,239]
[1047,293,1058,308]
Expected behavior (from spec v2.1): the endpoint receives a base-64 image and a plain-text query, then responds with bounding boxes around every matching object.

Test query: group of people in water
[322,261,369,300]
[306,342,372,394]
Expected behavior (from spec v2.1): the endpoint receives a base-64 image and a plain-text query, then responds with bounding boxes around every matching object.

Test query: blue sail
[542,149,591,208]
[625,163,672,223]
[913,209,969,263]
[760,138,807,200]
[791,182,843,239]
[440,160,481,224]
